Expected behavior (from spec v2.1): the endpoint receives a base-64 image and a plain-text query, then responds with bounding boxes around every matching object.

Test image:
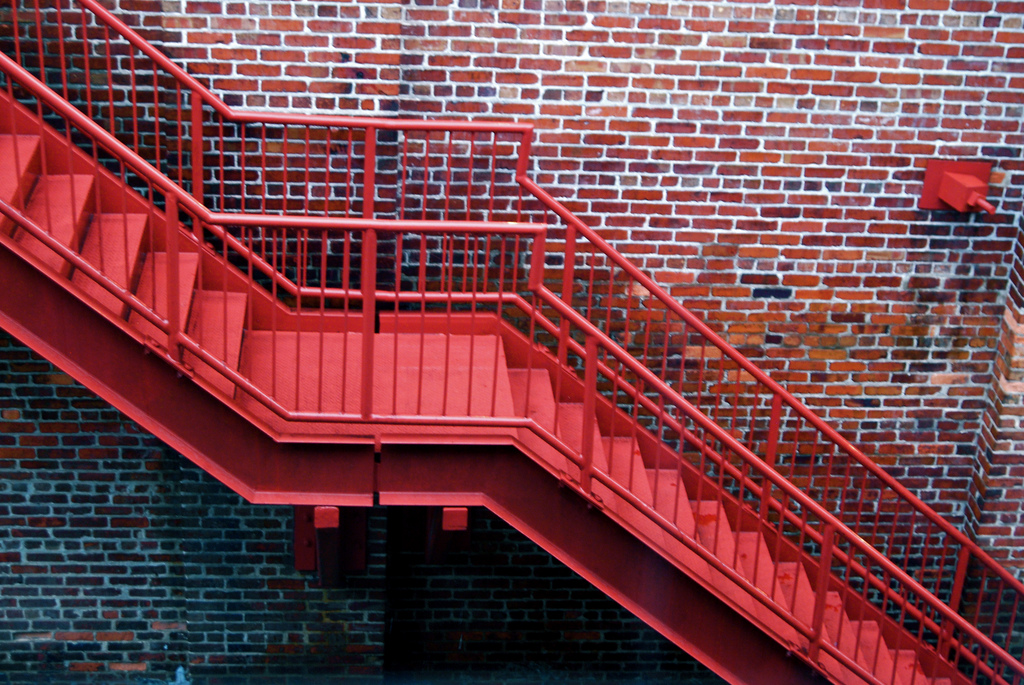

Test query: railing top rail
[520,175,1024,603]
[209,214,547,235]
[72,0,532,136]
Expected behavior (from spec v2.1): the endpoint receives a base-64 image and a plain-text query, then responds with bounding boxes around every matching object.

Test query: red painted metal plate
[919,159,992,210]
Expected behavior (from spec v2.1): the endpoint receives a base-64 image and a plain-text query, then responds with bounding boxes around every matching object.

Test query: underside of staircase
[0,3,1022,684]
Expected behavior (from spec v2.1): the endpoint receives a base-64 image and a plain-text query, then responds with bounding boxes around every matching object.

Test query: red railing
[0,2,1021,684]
[520,180,1024,684]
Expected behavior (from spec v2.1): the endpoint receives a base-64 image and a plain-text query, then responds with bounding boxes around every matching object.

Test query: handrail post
[528,228,547,293]
[581,333,598,496]
[557,221,576,367]
[515,128,532,182]
[165,194,182,362]
[939,546,972,657]
[759,393,784,519]
[808,522,835,662]
[190,91,204,203]
[360,127,377,420]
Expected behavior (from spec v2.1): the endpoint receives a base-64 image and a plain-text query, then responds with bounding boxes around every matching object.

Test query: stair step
[556,402,589,453]
[507,366,572,475]
[71,213,148,317]
[14,174,94,275]
[129,251,200,346]
[848,619,899,685]
[735,530,776,591]
[241,330,361,414]
[895,649,928,685]
[186,290,248,397]
[602,435,648,494]
[0,134,40,220]
[647,468,698,536]
[822,592,861,660]
[691,499,779,624]
[774,560,816,626]
[375,333,515,417]
[821,594,947,685]
[508,367,557,435]
[693,500,739,562]
[557,402,604,482]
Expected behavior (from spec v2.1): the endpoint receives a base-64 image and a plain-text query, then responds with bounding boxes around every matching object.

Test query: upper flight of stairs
[0,8,1021,685]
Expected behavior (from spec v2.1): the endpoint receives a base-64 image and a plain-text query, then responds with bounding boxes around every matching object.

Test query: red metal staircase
[0,2,1022,684]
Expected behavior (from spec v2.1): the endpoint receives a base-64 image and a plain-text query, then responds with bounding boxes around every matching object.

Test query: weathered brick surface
[110,0,1024,539]
[0,332,387,683]
[112,0,404,114]
[975,218,1024,575]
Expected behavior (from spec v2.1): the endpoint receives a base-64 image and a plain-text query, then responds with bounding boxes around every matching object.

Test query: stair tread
[895,649,928,685]
[0,134,40,211]
[556,402,605,483]
[71,213,148,317]
[129,251,200,345]
[693,500,740,561]
[506,366,573,476]
[15,174,94,274]
[603,435,648,493]
[773,560,815,626]
[847,619,898,683]
[735,530,776,591]
[186,290,248,396]
[647,468,698,536]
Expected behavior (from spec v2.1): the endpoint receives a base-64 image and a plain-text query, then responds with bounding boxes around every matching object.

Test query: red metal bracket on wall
[293,505,368,586]
[919,160,997,215]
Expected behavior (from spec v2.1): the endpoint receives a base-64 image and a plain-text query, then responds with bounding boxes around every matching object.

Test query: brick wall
[975,214,1024,574]
[3,0,1024,678]
[112,0,404,114]
[0,332,387,683]
[110,0,1024,535]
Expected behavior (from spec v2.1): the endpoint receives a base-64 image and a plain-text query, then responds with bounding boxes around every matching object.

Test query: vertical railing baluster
[165,194,181,362]
[191,92,203,203]
[557,221,577,368]
[809,522,835,662]
[360,127,377,419]
[581,334,598,495]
